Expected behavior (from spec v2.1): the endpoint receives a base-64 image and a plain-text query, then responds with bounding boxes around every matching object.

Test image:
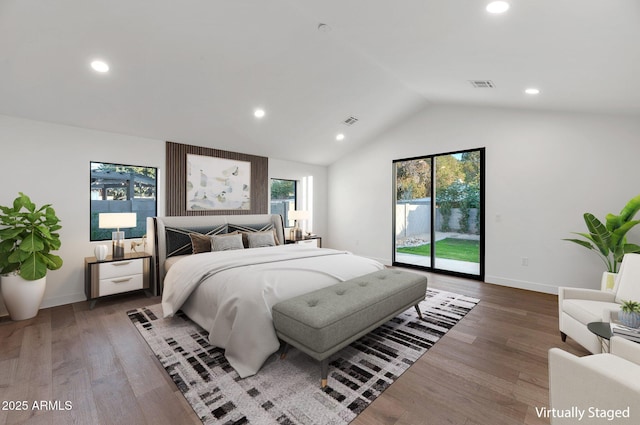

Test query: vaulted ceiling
[1,1,639,165]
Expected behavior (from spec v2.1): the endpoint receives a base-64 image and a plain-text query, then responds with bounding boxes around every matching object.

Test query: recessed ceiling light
[90,60,109,73]
[525,88,540,95]
[486,1,510,14]
[254,109,265,118]
[336,133,345,141]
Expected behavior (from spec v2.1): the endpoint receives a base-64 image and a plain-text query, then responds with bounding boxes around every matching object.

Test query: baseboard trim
[40,292,87,309]
[485,275,558,295]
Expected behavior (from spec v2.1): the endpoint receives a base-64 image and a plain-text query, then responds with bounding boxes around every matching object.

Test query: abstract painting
[186,154,251,210]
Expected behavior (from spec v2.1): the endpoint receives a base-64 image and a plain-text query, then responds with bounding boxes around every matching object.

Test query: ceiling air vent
[342,116,359,126]
[469,80,495,88]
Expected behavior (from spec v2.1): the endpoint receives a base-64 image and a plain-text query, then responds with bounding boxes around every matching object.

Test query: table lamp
[98,212,137,258]
[288,210,309,241]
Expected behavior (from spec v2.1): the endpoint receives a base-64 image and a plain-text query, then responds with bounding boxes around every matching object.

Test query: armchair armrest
[611,336,640,365]
[549,346,640,423]
[558,287,616,303]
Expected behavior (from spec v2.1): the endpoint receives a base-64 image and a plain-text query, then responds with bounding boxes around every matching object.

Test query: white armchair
[559,253,640,353]
[548,337,640,424]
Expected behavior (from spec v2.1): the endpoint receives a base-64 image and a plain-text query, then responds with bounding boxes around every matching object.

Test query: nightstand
[85,252,152,309]
[285,236,322,248]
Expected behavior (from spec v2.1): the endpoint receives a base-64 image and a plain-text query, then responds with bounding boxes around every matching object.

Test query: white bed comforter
[161,244,384,377]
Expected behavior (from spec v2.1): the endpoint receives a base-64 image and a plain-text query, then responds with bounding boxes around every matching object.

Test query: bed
[146,214,385,378]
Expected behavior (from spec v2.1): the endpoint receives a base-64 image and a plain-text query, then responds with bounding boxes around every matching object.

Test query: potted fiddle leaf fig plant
[564,194,640,273]
[0,192,63,320]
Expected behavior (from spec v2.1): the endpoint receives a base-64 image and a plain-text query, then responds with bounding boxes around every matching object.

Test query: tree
[396,159,430,200]
[271,180,295,200]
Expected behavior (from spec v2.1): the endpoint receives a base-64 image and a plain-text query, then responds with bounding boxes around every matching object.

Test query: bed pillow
[189,233,212,254]
[246,231,276,248]
[228,223,281,247]
[165,224,228,257]
[211,233,244,251]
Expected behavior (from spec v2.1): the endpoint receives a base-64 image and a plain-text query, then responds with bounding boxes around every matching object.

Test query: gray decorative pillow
[246,231,276,248]
[211,233,244,251]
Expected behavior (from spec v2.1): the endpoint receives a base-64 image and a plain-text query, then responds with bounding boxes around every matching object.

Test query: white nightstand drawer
[297,238,319,247]
[99,273,144,296]
[98,258,143,279]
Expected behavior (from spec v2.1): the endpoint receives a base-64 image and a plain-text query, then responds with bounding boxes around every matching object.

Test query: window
[393,148,484,280]
[270,179,297,226]
[90,161,158,241]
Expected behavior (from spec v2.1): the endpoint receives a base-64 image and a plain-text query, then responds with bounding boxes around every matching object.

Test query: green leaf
[622,243,640,255]
[583,213,611,256]
[40,252,63,270]
[18,232,45,253]
[14,192,35,213]
[611,219,640,247]
[618,194,640,223]
[0,227,23,240]
[563,238,596,250]
[19,252,47,280]
[0,263,19,275]
[0,239,15,252]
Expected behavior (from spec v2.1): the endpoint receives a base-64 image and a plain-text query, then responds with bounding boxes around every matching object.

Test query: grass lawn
[396,238,479,263]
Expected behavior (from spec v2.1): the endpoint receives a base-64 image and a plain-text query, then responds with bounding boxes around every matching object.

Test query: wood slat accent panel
[165,141,268,216]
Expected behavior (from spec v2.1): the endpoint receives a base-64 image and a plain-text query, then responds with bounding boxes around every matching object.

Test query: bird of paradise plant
[564,194,640,273]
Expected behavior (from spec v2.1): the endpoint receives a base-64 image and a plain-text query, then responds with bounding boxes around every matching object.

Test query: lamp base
[112,231,125,259]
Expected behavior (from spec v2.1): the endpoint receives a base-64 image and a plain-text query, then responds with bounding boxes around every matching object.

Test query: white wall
[327,105,640,294]
[0,115,327,317]
[0,115,166,316]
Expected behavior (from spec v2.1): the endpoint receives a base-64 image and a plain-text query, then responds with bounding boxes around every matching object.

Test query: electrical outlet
[521,257,529,266]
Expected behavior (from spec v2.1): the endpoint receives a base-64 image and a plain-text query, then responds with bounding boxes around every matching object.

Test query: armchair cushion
[611,335,640,365]
[563,299,621,325]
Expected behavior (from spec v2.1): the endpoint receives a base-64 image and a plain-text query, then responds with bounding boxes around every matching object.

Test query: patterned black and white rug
[128,288,479,425]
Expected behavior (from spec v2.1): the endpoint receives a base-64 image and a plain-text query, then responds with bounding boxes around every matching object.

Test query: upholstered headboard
[146,214,285,294]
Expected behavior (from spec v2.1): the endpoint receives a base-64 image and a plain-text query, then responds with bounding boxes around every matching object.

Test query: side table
[587,321,613,353]
[85,252,152,309]
[285,235,322,248]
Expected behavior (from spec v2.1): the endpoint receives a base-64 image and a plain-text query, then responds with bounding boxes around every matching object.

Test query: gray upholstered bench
[271,269,428,387]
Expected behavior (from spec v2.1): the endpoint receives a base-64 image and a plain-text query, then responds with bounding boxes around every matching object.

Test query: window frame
[270,178,298,227]
[90,161,158,242]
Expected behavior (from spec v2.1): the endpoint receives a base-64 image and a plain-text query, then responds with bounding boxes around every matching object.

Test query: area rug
[127,288,479,425]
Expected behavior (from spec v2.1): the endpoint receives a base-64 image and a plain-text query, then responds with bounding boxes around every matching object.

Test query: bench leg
[279,342,290,360]
[414,304,423,320]
[320,359,328,388]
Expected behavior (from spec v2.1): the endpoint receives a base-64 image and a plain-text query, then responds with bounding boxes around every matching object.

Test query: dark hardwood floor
[0,272,588,425]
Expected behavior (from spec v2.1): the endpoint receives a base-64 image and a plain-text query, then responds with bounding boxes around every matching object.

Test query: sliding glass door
[393,148,484,280]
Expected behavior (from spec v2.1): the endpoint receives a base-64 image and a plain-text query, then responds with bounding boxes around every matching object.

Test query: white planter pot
[601,271,618,292]
[0,274,46,321]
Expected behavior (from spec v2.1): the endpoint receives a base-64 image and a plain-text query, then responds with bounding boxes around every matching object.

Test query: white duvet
[161,244,384,377]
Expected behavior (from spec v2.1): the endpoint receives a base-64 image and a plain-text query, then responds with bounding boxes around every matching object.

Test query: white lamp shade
[288,210,309,221]
[98,212,137,229]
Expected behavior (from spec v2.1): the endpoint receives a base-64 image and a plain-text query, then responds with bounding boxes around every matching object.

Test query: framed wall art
[186,154,251,210]
[166,141,268,216]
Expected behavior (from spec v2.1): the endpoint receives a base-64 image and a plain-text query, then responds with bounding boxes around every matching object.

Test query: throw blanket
[161,245,384,377]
